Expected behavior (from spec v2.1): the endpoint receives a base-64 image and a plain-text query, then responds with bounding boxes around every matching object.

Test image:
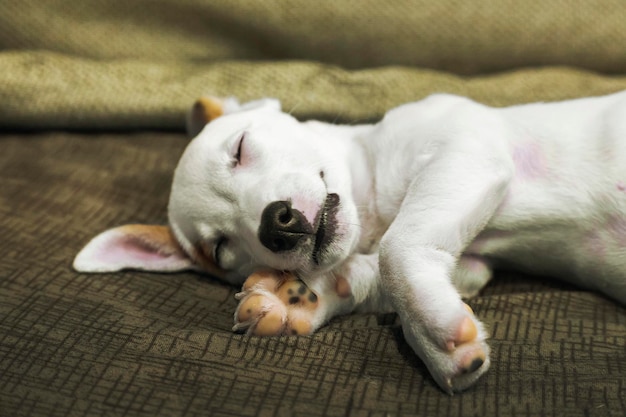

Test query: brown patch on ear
[117,224,184,256]
[196,97,225,122]
[335,275,352,298]
[118,224,228,279]
[187,97,225,137]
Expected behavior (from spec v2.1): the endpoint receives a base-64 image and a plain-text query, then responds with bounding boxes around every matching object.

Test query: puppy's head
[74,97,361,284]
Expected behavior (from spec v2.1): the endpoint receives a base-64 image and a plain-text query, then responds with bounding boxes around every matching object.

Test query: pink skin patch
[290,195,322,226]
[617,182,626,192]
[512,141,547,180]
[334,275,352,298]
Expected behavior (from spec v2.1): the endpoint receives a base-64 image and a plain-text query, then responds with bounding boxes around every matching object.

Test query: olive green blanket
[2,0,626,129]
[1,1,625,416]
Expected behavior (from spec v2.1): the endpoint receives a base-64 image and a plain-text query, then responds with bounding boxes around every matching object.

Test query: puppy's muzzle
[259,201,314,252]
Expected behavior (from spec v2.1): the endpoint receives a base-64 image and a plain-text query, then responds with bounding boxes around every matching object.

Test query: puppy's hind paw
[233,270,320,336]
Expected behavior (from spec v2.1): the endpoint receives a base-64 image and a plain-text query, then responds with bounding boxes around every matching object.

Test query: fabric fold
[3,51,626,130]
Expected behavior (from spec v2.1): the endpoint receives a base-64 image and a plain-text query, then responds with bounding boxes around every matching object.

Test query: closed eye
[213,236,227,267]
[234,132,245,166]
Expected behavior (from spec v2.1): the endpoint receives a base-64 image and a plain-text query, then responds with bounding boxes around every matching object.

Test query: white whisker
[287,100,303,116]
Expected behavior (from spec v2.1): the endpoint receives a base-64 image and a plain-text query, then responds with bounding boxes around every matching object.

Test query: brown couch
[1,2,625,416]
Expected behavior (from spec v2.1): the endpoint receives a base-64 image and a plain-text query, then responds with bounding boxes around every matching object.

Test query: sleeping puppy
[74,92,626,393]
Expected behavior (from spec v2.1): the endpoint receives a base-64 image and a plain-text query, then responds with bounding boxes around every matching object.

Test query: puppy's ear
[186,97,226,138]
[186,96,282,138]
[73,225,196,273]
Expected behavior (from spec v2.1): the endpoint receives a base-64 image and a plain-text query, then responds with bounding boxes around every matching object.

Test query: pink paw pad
[445,303,486,375]
[234,270,319,336]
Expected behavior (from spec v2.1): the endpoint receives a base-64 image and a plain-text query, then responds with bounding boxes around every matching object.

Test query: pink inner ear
[74,224,196,273]
[103,230,194,272]
[101,236,174,266]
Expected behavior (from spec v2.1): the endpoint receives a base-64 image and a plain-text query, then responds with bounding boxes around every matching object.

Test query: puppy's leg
[380,142,513,393]
[452,255,494,299]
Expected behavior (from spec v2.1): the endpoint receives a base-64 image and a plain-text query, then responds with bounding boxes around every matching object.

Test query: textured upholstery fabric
[2,133,624,417]
[1,1,625,416]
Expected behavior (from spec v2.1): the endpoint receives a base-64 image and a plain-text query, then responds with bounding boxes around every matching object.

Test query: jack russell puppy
[74,92,626,393]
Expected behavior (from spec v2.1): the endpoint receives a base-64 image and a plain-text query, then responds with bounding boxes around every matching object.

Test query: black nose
[259,201,313,252]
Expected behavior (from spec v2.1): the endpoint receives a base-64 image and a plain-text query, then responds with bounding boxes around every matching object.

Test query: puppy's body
[75,92,626,393]
[372,93,626,297]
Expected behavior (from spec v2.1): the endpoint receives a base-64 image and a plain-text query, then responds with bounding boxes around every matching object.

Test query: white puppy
[74,92,626,393]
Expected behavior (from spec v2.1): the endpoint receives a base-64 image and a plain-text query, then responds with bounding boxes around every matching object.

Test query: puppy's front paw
[233,270,319,336]
[402,302,490,393]
[443,304,490,391]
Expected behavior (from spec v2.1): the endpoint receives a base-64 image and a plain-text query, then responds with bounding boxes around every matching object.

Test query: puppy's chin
[299,227,360,276]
